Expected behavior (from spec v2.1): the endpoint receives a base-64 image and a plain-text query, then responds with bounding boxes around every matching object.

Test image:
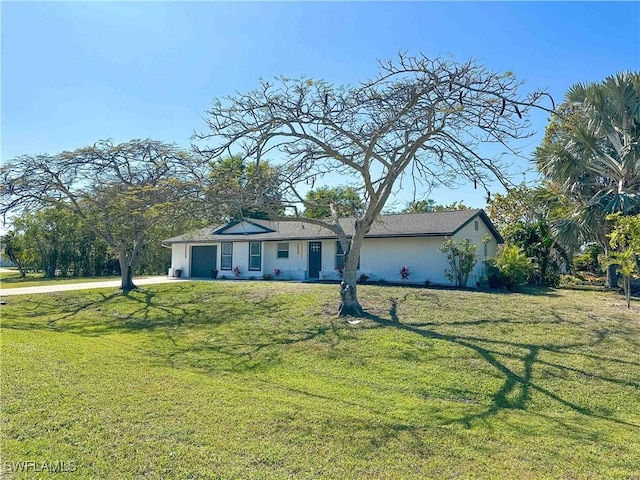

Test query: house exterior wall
[263,241,307,279]
[358,237,450,284]
[171,243,192,277]
[171,241,306,279]
[451,218,498,286]
[169,216,500,286]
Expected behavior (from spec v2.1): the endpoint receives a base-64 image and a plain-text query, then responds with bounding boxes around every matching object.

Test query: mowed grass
[1,282,639,479]
[0,271,121,289]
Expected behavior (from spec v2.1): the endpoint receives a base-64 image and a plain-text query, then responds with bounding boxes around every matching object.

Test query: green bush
[496,245,534,291]
[485,245,534,291]
[484,258,503,289]
[573,244,604,274]
[440,239,478,287]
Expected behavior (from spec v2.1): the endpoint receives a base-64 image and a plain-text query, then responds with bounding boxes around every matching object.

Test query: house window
[249,241,261,271]
[336,241,345,269]
[475,220,479,231]
[310,243,320,252]
[277,242,289,259]
[336,241,359,269]
[221,242,232,270]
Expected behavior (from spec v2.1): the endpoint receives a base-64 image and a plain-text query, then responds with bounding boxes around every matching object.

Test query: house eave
[162,232,460,245]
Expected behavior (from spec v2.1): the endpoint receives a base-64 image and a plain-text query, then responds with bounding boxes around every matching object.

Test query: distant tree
[504,220,566,287]
[205,155,282,220]
[486,184,547,232]
[0,139,206,291]
[535,72,640,286]
[486,183,571,286]
[15,207,79,278]
[0,230,30,277]
[403,199,470,213]
[195,53,552,315]
[303,186,364,219]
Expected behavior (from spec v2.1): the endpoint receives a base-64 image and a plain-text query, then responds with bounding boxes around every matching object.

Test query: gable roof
[163,209,503,244]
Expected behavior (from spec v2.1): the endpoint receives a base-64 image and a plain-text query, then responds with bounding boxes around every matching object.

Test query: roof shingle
[163,209,503,243]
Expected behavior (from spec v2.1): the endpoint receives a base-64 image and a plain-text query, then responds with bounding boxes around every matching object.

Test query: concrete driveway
[0,276,186,296]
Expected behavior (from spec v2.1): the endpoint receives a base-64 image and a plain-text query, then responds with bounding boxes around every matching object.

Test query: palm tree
[535,72,640,286]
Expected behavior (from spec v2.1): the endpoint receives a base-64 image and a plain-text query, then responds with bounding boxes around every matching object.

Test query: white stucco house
[163,209,503,286]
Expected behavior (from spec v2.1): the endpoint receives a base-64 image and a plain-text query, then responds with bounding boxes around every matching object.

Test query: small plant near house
[358,273,370,284]
[232,266,241,279]
[424,279,431,286]
[486,245,534,291]
[273,268,281,279]
[262,273,274,281]
[440,239,478,287]
[399,266,410,283]
[336,266,344,279]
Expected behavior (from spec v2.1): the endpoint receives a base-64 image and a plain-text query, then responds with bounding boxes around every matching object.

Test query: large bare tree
[1,139,206,290]
[195,53,552,315]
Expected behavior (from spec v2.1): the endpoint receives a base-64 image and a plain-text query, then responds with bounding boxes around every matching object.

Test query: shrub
[573,244,604,273]
[494,245,534,291]
[399,266,410,282]
[440,239,478,287]
[273,268,281,279]
[358,273,370,284]
[232,266,241,279]
[484,258,501,288]
[262,273,274,280]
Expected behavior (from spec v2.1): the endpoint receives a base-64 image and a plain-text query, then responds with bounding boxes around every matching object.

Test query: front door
[191,245,217,278]
[308,242,322,279]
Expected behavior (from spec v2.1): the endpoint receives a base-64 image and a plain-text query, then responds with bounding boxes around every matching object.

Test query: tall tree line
[1,205,198,278]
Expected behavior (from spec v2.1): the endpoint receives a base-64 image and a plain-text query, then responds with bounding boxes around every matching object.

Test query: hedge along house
[163,209,503,286]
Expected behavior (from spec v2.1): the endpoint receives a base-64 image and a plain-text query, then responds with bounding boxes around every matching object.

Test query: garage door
[191,246,217,278]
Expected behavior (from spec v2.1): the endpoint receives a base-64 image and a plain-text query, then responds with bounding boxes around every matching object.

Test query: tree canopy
[402,199,470,213]
[303,186,364,220]
[195,53,551,315]
[205,155,282,220]
[535,72,640,248]
[534,72,640,287]
[0,139,206,290]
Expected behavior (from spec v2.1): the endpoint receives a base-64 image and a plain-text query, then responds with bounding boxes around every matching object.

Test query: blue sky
[2,1,639,209]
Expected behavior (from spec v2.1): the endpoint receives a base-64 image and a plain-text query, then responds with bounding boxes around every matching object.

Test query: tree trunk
[338,240,364,317]
[603,243,619,289]
[606,264,619,290]
[625,276,631,309]
[117,236,144,292]
[118,254,136,291]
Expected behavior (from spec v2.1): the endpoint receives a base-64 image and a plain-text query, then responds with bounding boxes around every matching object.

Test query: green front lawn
[1,283,638,478]
[0,271,121,289]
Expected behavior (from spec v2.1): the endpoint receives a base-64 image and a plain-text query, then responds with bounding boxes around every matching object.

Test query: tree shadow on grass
[362,300,639,430]
[1,285,209,335]
[2,284,344,375]
[4,283,638,431]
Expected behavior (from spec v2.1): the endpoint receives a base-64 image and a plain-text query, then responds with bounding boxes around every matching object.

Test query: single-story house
[163,209,503,286]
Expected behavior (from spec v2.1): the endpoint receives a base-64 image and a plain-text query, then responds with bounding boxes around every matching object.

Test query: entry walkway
[0,276,185,296]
